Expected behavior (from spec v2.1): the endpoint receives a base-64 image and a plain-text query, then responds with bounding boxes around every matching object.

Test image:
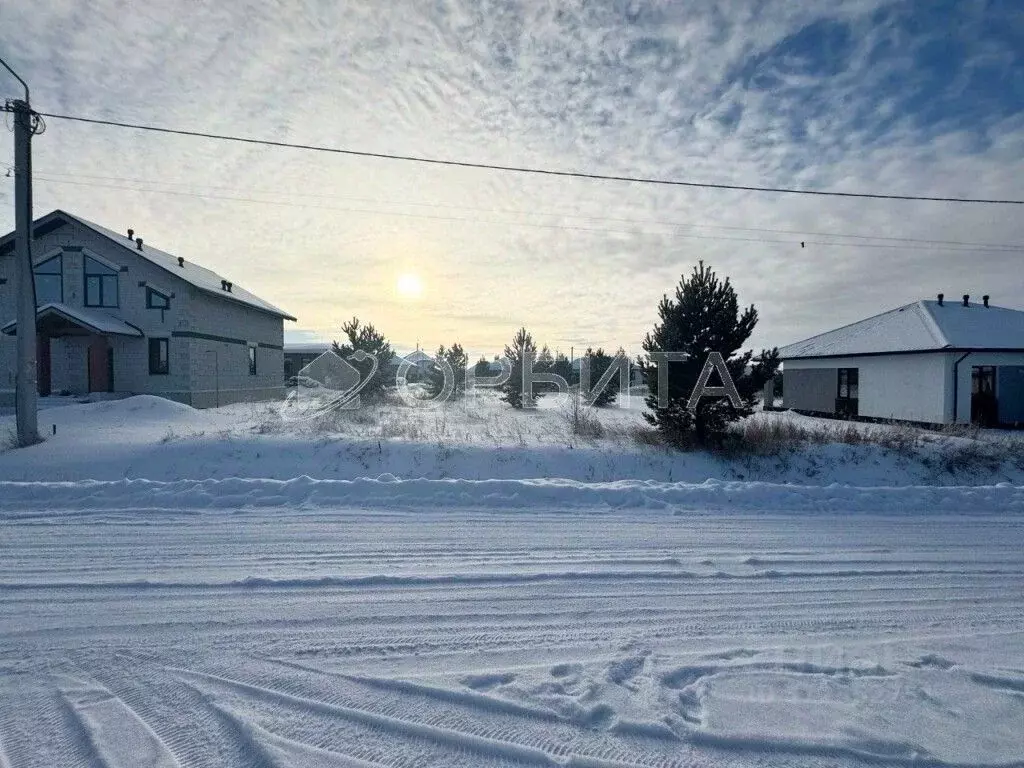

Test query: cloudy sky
[1,0,1022,357]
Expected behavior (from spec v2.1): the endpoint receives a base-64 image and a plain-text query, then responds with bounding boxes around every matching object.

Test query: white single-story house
[0,209,296,408]
[780,295,1024,427]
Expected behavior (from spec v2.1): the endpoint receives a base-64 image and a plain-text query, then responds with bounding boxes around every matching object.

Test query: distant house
[294,350,360,393]
[780,295,1024,427]
[0,209,296,408]
[390,349,433,380]
[284,342,331,381]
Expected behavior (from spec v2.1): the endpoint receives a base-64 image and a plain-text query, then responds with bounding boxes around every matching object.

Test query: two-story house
[0,209,296,408]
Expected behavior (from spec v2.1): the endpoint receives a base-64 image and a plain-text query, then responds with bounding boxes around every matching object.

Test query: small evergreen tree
[501,327,542,408]
[473,356,491,378]
[331,317,395,401]
[641,262,779,446]
[425,343,468,400]
[581,347,624,407]
[551,351,574,387]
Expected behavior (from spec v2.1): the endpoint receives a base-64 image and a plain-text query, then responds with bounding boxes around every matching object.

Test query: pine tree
[425,343,468,400]
[641,262,779,446]
[551,352,574,387]
[501,327,542,408]
[581,347,624,407]
[473,356,491,378]
[331,317,395,401]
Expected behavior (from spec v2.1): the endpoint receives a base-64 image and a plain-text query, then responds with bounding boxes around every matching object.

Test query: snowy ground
[1,392,1023,766]
[1,506,1022,767]
[1,389,1022,486]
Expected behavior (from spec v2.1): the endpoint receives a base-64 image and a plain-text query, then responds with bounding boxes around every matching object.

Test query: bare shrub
[941,441,1003,476]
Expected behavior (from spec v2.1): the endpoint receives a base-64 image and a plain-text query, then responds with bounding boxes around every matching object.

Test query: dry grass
[727,417,924,457]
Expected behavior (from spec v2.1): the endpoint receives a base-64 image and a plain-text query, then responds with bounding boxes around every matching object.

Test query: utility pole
[2,58,39,446]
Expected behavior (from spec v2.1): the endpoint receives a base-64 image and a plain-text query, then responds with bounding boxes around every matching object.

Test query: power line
[36,111,1024,206]
[25,172,1024,254]
[8,164,1024,252]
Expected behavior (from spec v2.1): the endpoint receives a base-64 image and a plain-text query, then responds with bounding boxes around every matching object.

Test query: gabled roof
[780,299,1024,359]
[2,303,143,337]
[0,210,296,321]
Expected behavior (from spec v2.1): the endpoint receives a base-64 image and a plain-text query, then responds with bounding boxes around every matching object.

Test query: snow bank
[1,475,1021,515]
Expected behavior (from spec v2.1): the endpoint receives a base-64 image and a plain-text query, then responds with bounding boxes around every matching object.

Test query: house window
[836,367,859,417]
[146,287,170,309]
[33,254,63,305]
[149,338,169,375]
[838,368,859,399]
[84,256,119,308]
[248,346,257,376]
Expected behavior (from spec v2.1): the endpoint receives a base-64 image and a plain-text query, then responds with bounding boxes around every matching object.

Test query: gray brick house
[0,209,296,408]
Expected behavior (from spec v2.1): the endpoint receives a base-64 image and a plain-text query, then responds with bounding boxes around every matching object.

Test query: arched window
[33,254,63,305]
[84,256,119,308]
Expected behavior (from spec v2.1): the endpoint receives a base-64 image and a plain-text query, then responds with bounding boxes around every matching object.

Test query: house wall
[997,366,1024,425]
[182,289,284,408]
[0,253,14,405]
[0,216,287,407]
[784,353,952,424]
[782,367,837,414]
[49,336,90,394]
[951,351,1024,425]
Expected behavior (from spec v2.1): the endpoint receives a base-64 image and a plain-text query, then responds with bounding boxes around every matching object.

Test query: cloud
[0,0,1021,355]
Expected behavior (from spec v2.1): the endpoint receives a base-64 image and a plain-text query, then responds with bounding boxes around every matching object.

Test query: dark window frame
[33,253,63,305]
[837,368,859,400]
[248,345,257,376]
[971,366,996,395]
[84,256,120,308]
[836,367,859,417]
[148,338,169,375]
[146,287,171,310]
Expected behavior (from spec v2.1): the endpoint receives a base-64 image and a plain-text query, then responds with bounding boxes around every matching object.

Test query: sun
[396,273,423,299]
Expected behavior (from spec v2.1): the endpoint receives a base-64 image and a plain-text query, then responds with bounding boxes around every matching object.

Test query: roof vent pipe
[962,294,969,307]
[937,293,944,306]
[127,228,134,240]
[177,257,184,267]
[135,237,143,251]
[983,295,990,308]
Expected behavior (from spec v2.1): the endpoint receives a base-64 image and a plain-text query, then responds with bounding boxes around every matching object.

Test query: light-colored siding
[784,353,952,424]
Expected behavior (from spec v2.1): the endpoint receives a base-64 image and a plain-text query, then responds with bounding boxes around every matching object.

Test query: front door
[87,337,113,393]
[971,366,997,427]
[37,334,52,397]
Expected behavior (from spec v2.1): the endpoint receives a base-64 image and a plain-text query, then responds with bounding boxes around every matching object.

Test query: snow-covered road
[1,506,1022,767]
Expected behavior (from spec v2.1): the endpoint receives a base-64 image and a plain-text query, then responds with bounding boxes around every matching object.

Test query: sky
[1,0,1022,358]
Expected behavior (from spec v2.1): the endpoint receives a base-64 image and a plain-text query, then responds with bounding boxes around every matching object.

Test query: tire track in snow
[172,663,710,768]
[59,677,180,768]
[81,655,283,768]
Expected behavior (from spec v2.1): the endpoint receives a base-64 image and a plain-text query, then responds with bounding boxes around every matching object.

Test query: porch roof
[1,303,144,337]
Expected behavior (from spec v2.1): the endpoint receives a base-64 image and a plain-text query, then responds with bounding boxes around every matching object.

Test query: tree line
[329,262,779,447]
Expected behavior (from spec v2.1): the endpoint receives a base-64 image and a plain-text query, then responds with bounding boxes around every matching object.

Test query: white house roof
[284,342,332,355]
[1,210,296,321]
[2,303,143,337]
[780,299,1024,359]
[389,349,433,366]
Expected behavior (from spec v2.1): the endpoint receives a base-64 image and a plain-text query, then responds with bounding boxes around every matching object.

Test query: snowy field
[1,389,1022,486]
[1,506,1022,767]
[1,392,1023,766]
